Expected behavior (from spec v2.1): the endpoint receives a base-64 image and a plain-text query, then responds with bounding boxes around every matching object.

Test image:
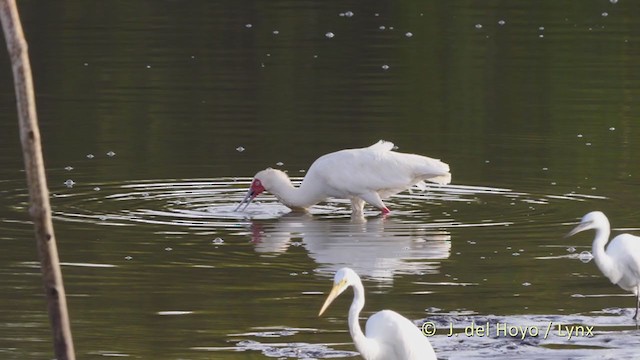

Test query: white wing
[368,139,395,152]
[607,234,640,292]
[303,141,450,199]
[365,310,436,360]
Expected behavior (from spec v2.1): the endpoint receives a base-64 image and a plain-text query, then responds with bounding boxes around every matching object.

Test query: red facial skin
[251,179,265,197]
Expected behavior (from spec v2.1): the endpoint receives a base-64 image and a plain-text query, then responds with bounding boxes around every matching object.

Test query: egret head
[566,211,607,237]
[319,267,358,316]
[234,168,288,211]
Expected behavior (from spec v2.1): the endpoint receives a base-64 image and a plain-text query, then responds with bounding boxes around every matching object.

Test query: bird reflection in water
[248,212,451,283]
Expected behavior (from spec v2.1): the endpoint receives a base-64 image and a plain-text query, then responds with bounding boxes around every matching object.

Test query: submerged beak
[565,220,593,238]
[318,281,346,316]
[234,179,266,212]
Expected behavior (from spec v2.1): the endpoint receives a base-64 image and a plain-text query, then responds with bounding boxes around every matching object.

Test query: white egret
[566,211,640,319]
[318,267,437,360]
[235,140,451,216]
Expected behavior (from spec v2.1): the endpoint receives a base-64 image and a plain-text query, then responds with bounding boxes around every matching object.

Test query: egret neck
[348,280,380,359]
[591,220,615,281]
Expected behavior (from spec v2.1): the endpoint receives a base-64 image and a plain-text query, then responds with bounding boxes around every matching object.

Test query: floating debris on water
[579,251,593,263]
[64,166,73,171]
[106,151,116,157]
[64,179,76,188]
[276,162,284,166]
[212,237,224,244]
[325,32,335,39]
[475,24,483,29]
[245,24,252,28]
[236,146,245,152]
[86,154,95,159]
[405,32,413,37]
[498,20,506,25]
[381,64,390,70]
[157,311,193,316]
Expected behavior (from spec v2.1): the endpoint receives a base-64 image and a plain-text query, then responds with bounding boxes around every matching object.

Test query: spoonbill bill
[566,211,640,319]
[235,140,451,216]
[319,267,437,360]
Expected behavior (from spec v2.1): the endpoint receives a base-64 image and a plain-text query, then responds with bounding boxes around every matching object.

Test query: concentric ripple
[48,177,606,230]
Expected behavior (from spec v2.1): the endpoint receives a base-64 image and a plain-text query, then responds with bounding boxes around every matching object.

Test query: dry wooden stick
[0,1,76,359]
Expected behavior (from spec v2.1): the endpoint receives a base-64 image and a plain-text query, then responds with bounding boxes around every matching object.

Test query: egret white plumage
[318,267,437,360]
[566,211,640,319]
[235,140,451,216]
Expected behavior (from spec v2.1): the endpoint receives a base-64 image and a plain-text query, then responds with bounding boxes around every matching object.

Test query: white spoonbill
[318,267,437,360]
[566,211,640,319]
[235,140,451,216]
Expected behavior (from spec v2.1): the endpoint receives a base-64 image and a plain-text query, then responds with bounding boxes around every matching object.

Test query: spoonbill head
[235,169,286,211]
[235,140,451,216]
[566,211,640,319]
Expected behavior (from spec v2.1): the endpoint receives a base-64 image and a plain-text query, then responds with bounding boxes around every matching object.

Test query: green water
[1,1,640,359]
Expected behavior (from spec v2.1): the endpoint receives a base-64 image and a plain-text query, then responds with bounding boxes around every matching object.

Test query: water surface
[1,1,640,359]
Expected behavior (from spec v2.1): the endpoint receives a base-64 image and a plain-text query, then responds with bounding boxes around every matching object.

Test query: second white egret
[566,211,640,319]
[318,267,437,360]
